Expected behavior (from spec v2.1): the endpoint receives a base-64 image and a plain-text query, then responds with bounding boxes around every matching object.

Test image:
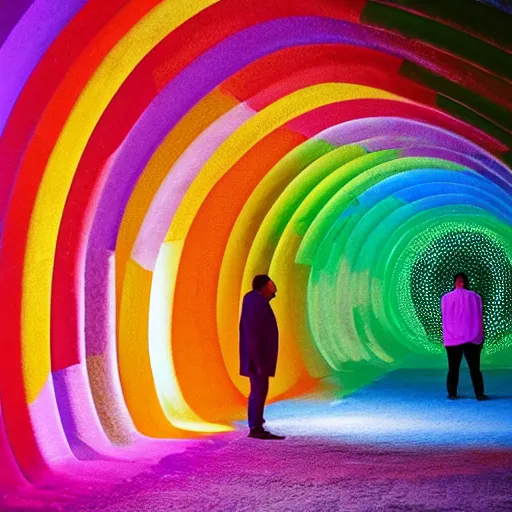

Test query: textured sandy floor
[4,369,512,511]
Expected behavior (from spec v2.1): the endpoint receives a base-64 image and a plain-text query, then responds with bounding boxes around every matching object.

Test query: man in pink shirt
[441,272,488,401]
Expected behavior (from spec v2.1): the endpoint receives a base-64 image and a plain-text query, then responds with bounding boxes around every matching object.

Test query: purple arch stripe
[0,0,88,135]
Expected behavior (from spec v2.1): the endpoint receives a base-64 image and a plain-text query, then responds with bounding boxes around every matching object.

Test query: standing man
[239,275,285,439]
[441,272,488,401]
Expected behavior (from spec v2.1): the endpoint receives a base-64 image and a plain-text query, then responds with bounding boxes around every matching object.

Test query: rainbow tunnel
[0,0,511,492]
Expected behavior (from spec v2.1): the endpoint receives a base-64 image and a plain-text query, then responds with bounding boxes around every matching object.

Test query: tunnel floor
[6,369,512,512]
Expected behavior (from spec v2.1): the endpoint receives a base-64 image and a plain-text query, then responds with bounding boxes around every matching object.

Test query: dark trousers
[248,372,269,430]
[446,343,484,397]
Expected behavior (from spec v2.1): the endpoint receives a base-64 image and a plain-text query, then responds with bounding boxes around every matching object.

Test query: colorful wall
[0,0,511,490]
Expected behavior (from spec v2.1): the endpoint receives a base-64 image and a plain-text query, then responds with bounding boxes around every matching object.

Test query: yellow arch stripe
[150,244,230,432]
[115,89,239,433]
[166,83,405,243]
[22,0,218,403]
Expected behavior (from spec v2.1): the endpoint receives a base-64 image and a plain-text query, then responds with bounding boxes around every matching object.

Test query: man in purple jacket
[441,272,488,401]
[239,275,285,440]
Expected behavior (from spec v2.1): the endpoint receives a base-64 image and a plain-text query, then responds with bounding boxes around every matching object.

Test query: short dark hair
[252,274,271,291]
[454,272,470,289]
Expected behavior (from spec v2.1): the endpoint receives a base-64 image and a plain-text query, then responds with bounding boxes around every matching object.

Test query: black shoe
[248,426,264,436]
[476,394,490,401]
[447,394,458,400]
[248,428,285,440]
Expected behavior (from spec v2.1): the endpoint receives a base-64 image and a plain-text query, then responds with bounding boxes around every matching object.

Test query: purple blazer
[239,290,279,377]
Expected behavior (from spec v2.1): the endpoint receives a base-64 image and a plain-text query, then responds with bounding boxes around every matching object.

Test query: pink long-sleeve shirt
[441,288,484,346]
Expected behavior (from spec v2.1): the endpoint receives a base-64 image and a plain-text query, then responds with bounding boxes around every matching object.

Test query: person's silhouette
[239,275,285,440]
[441,272,488,401]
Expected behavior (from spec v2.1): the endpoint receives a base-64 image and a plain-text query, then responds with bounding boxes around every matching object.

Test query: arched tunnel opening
[1,0,511,510]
